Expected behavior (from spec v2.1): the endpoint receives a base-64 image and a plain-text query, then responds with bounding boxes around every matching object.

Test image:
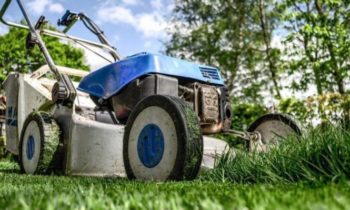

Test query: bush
[278,93,350,128]
[231,102,268,130]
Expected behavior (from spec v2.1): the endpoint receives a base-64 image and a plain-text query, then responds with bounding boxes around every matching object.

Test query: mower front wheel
[123,95,203,181]
[19,112,62,174]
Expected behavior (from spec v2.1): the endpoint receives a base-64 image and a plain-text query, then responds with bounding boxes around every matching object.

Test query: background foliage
[0,27,89,83]
[166,0,350,128]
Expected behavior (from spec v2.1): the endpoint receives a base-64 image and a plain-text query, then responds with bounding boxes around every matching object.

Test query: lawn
[1,126,350,210]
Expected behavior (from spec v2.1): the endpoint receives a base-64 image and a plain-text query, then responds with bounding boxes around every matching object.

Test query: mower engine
[110,74,231,134]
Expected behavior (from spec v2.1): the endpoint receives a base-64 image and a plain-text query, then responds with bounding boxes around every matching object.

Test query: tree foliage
[166,0,283,102]
[0,27,89,82]
[280,0,350,125]
[166,0,350,127]
[280,0,350,95]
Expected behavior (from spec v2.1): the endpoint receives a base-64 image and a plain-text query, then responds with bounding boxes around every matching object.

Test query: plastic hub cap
[26,135,35,160]
[137,124,164,168]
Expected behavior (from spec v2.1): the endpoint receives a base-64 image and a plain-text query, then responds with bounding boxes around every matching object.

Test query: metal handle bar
[1,0,61,80]
[0,0,121,62]
[0,0,78,104]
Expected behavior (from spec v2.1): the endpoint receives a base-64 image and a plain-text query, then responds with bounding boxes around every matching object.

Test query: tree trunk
[315,0,345,95]
[258,0,282,99]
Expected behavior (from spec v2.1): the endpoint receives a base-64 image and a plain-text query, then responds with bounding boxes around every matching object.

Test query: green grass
[1,161,350,210]
[204,126,350,183]
[1,126,350,209]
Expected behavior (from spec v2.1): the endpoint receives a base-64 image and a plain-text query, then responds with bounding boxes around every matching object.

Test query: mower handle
[0,0,121,61]
[0,0,78,105]
[1,0,61,79]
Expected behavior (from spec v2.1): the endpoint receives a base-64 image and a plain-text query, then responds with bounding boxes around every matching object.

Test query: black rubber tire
[123,95,203,181]
[246,113,301,150]
[19,112,63,174]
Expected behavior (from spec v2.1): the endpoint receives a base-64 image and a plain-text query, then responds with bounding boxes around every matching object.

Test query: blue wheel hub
[26,136,35,160]
[137,124,165,168]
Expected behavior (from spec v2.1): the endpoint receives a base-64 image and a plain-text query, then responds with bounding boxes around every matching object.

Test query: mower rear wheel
[247,113,301,152]
[123,95,203,181]
[19,112,62,174]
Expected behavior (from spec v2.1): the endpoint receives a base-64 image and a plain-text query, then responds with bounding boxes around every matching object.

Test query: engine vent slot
[200,67,220,80]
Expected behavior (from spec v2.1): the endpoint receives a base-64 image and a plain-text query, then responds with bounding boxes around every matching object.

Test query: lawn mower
[0,0,301,181]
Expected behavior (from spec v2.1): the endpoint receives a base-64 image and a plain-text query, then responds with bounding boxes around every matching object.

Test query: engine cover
[78,53,224,99]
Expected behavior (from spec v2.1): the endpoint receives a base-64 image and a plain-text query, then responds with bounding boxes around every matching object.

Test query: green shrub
[278,93,350,128]
[231,102,268,130]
